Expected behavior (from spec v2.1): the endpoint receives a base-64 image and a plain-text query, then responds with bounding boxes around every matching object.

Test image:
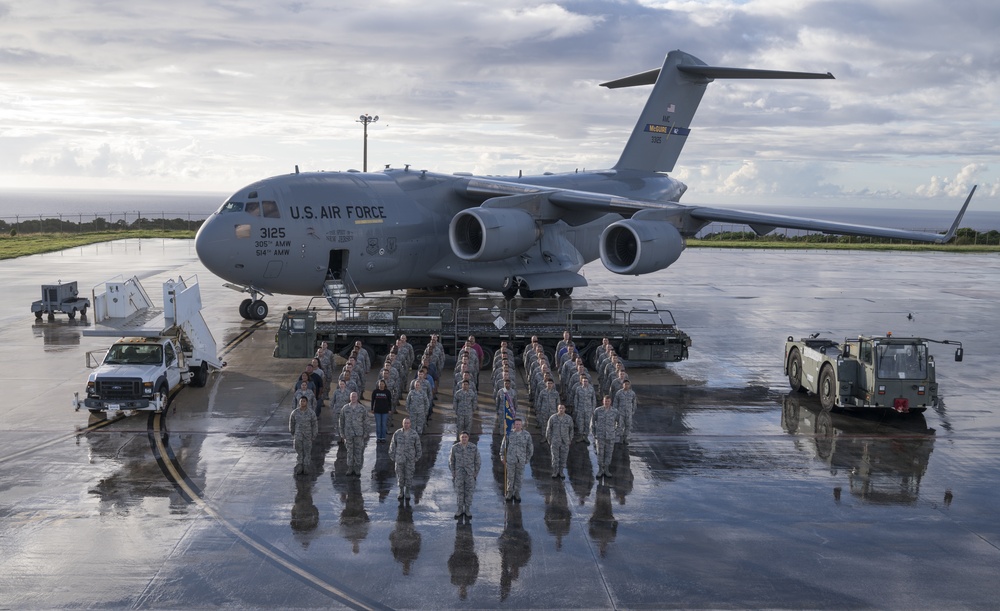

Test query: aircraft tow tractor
[785,333,963,413]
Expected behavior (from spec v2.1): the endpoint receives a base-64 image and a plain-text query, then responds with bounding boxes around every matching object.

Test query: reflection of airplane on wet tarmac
[782,393,936,505]
[195,49,974,320]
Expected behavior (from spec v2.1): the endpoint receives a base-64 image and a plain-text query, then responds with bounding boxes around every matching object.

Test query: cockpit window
[220,201,243,213]
[245,202,261,217]
[262,201,280,218]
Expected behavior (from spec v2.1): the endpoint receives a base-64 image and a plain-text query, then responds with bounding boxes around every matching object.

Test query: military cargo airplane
[195,49,974,320]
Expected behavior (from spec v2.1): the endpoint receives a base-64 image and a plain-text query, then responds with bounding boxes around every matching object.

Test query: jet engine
[599,219,685,275]
[449,207,540,262]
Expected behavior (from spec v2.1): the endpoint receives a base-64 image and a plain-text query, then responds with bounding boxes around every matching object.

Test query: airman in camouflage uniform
[573,377,597,443]
[330,380,352,436]
[545,404,574,478]
[500,418,534,502]
[289,396,318,475]
[294,380,317,415]
[453,379,477,440]
[449,431,481,519]
[534,379,559,431]
[405,380,430,434]
[398,335,415,373]
[389,418,422,504]
[613,379,637,444]
[339,392,370,476]
[353,341,371,377]
[591,396,620,477]
[317,342,335,396]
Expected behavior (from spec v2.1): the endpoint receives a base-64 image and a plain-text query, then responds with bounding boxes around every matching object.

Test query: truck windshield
[875,343,927,380]
[104,344,163,366]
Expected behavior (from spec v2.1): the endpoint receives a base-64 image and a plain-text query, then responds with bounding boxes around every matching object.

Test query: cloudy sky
[1,0,998,210]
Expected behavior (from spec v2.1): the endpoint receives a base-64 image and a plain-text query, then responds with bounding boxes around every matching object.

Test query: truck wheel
[156,385,170,413]
[189,362,209,387]
[818,365,836,412]
[68,307,77,320]
[80,305,88,318]
[34,311,42,320]
[787,349,803,392]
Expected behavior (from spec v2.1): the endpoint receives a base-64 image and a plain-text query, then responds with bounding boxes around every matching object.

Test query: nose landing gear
[237,287,269,320]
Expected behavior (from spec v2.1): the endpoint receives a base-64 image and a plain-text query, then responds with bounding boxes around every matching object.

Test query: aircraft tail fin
[604,50,834,174]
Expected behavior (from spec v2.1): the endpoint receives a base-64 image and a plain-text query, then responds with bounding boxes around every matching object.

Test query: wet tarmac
[1,240,999,609]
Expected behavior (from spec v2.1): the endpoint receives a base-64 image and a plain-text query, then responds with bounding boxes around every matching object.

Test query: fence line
[0,211,209,234]
[695,223,999,246]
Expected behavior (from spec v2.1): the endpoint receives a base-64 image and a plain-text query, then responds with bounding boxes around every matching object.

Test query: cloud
[0,0,997,210]
[916,163,1000,198]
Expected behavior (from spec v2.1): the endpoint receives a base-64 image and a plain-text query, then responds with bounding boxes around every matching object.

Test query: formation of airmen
[289,331,639,520]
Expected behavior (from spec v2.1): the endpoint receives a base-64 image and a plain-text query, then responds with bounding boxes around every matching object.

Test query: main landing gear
[501,277,574,300]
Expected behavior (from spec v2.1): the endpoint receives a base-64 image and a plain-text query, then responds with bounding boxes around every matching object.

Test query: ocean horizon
[1,187,998,232]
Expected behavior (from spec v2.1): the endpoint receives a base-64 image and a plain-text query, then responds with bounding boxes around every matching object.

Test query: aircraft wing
[685,190,974,244]
[461,177,975,245]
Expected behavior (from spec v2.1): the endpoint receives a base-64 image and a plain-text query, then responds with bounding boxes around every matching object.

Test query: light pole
[357,113,378,172]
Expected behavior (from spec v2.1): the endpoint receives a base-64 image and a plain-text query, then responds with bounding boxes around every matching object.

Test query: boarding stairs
[83,274,222,370]
[323,278,352,313]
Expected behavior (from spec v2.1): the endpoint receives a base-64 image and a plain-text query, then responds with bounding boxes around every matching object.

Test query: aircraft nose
[195,215,234,279]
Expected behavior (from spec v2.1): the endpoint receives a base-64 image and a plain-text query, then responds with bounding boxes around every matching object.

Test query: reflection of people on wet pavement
[389,506,421,575]
[588,483,618,557]
[498,504,532,602]
[609,443,634,504]
[290,477,319,548]
[544,478,572,550]
[289,396,318,475]
[449,431,481,521]
[411,431,441,506]
[567,439,594,505]
[389,418,421,505]
[371,441,396,504]
[338,478,369,555]
[449,522,479,600]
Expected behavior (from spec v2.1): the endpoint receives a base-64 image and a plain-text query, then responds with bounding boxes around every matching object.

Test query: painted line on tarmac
[148,413,385,611]
[218,320,265,359]
[145,319,385,609]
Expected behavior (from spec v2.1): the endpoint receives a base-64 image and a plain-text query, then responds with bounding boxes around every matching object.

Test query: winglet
[938,185,977,243]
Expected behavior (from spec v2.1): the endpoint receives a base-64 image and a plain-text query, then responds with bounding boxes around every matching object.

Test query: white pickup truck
[74,275,221,416]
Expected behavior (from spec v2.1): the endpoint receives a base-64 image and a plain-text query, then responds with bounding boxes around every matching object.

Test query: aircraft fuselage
[195,168,683,299]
